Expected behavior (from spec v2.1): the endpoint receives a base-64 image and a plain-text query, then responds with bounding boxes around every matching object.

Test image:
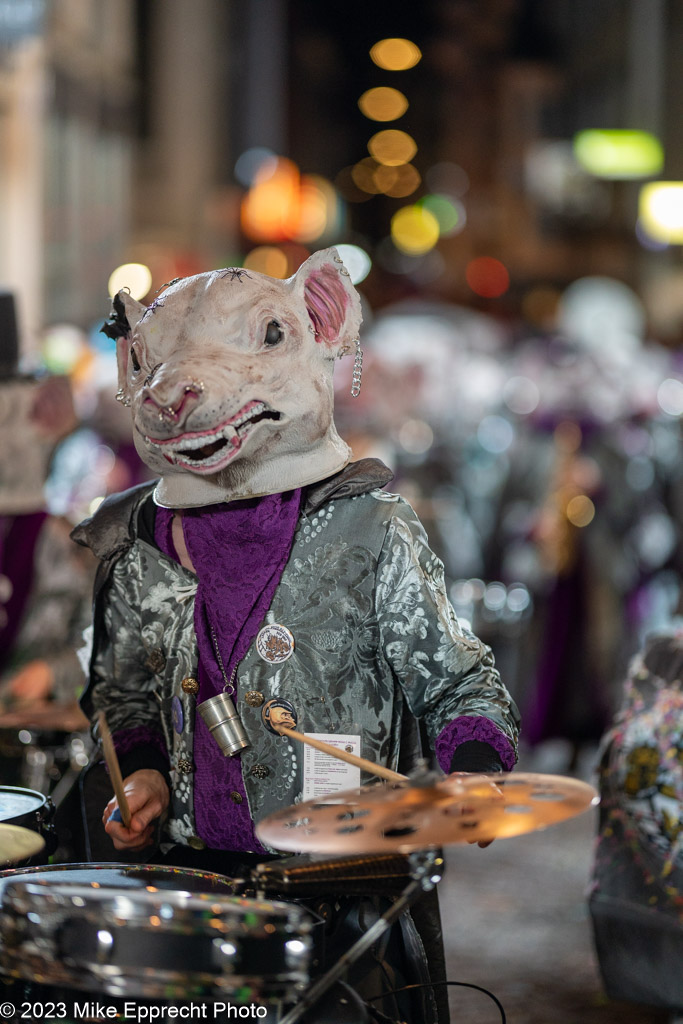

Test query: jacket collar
[71,458,393,561]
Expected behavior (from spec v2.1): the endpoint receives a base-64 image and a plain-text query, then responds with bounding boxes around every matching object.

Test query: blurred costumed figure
[0,293,93,771]
[590,626,683,1015]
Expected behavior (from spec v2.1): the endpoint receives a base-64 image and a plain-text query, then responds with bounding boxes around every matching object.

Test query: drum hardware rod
[278,849,442,1024]
[273,725,407,783]
[98,712,132,828]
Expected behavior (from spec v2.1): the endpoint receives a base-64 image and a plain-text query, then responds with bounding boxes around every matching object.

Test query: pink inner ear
[304,264,350,343]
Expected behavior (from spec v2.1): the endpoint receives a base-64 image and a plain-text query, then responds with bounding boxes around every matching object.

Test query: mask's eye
[264,320,283,347]
[130,346,141,373]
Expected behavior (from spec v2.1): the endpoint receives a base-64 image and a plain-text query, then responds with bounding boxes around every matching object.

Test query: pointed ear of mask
[108,290,147,391]
[291,247,362,355]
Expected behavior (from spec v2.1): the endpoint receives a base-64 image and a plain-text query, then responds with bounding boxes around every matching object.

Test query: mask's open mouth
[145,401,281,473]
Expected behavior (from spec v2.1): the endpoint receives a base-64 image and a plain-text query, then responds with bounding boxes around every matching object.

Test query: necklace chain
[210,625,237,694]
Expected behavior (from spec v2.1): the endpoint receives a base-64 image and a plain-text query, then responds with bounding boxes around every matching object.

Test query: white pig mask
[111,248,361,508]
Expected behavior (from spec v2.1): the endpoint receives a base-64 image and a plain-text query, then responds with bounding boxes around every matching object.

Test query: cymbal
[255,772,599,854]
[0,824,45,865]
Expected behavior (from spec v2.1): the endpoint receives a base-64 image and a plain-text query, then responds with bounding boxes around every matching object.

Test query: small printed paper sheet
[302,733,362,801]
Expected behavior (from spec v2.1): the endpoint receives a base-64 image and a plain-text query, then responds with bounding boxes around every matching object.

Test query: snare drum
[0,786,56,863]
[0,863,314,1005]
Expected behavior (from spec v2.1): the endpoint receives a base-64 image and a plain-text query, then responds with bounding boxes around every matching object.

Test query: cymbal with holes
[255,772,599,854]
[0,824,45,865]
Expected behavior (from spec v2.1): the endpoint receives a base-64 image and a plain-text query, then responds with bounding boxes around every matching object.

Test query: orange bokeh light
[240,159,338,243]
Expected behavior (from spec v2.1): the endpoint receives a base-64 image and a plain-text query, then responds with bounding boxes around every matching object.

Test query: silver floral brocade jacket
[74,460,520,849]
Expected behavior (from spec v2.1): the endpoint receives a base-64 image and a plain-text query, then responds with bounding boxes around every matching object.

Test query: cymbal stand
[278,848,443,1024]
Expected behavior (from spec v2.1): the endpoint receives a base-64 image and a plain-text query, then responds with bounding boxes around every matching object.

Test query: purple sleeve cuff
[435,716,516,773]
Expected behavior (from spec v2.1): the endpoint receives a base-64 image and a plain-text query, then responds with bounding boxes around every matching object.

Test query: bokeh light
[243,246,289,278]
[358,87,409,122]
[240,157,300,241]
[373,163,421,198]
[41,324,86,374]
[573,129,663,179]
[639,182,683,243]
[417,194,464,235]
[368,130,417,167]
[521,285,561,327]
[333,244,372,285]
[558,277,644,351]
[107,263,153,301]
[566,495,595,528]
[397,419,434,454]
[657,377,683,416]
[425,161,470,197]
[390,205,440,255]
[503,376,540,415]
[477,415,515,453]
[465,257,510,298]
[370,38,422,71]
[234,147,278,187]
[351,158,383,194]
[293,174,338,242]
[335,166,374,204]
[240,159,339,244]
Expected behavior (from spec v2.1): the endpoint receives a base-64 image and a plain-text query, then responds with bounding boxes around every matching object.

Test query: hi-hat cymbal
[0,824,45,865]
[256,772,599,854]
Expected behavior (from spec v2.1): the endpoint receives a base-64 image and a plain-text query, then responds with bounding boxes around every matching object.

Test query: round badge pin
[261,698,298,736]
[256,623,295,664]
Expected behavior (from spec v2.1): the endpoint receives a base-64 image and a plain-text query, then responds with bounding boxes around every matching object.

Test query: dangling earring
[115,388,132,407]
[350,338,363,397]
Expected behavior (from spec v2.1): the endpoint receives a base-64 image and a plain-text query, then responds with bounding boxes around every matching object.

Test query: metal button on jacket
[188,835,206,850]
[181,676,199,695]
[176,757,194,774]
[145,648,166,674]
[250,764,270,779]
[230,791,244,804]
[244,691,265,708]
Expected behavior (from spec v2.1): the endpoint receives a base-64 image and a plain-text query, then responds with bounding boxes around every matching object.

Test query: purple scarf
[156,490,302,851]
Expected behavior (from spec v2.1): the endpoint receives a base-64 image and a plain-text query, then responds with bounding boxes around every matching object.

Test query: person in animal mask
[74,249,520,1023]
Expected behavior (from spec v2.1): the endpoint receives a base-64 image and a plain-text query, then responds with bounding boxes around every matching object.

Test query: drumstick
[274,724,407,783]
[98,712,132,828]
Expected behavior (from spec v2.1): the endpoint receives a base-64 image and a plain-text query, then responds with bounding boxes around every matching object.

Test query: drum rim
[2,876,316,920]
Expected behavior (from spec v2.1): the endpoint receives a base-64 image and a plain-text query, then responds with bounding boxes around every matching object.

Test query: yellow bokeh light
[368,129,417,167]
[107,263,153,300]
[243,246,290,278]
[370,38,422,71]
[566,495,595,528]
[358,87,409,122]
[374,163,421,198]
[639,182,683,243]
[391,205,440,255]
